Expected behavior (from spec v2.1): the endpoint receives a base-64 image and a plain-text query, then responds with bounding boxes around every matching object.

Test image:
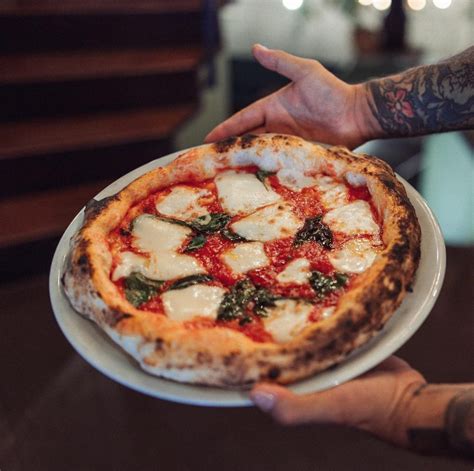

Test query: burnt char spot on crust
[240,133,258,148]
[304,351,314,361]
[223,351,239,366]
[197,351,213,364]
[77,254,90,275]
[103,309,132,327]
[267,367,281,379]
[343,318,354,330]
[213,136,238,153]
[388,278,402,299]
[321,339,337,356]
[364,299,380,319]
[380,177,396,191]
[78,254,88,266]
[155,338,164,350]
[390,241,410,265]
[84,195,119,222]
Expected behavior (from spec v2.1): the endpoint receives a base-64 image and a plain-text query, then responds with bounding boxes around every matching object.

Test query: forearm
[389,383,474,456]
[359,46,474,140]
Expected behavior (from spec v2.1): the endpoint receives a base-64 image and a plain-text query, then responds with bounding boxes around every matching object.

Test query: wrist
[352,83,384,145]
[394,383,474,455]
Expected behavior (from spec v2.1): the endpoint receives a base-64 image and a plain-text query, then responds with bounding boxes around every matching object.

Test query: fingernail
[254,43,269,51]
[251,391,276,412]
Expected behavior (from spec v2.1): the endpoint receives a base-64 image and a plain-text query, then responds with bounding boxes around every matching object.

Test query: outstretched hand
[205,45,375,149]
[250,356,426,447]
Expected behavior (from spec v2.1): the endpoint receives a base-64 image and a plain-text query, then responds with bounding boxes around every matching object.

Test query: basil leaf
[217,279,278,322]
[309,271,348,298]
[124,272,164,307]
[189,213,231,234]
[221,227,247,242]
[255,170,276,190]
[168,274,214,291]
[184,234,207,252]
[217,279,255,321]
[252,286,278,317]
[294,216,333,249]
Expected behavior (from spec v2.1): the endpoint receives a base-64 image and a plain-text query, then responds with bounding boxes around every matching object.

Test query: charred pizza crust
[62,134,421,388]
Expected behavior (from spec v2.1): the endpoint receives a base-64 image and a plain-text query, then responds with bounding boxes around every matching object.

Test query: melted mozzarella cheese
[161,285,226,322]
[132,214,192,252]
[230,203,302,242]
[276,258,310,284]
[113,251,205,281]
[112,251,148,281]
[215,171,280,215]
[113,214,205,281]
[149,252,205,280]
[221,242,269,274]
[276,168,317,191]
[155,185,210,221]
[329,238,377,274]
[323,201,379,237]
[264,299,313,343]
[315,175,349,210]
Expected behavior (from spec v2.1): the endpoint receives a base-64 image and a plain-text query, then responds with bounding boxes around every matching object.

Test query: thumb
[250,383,345,426]
[252,44,313,81]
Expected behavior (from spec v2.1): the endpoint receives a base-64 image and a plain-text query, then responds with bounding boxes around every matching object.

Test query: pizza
[62,134,421,388]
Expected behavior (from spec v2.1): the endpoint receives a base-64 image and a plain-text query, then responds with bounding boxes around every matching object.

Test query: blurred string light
[433,0,452,8]
[373,0,392,10]
[358,0,373,5]
[282,0,304,10]
[407,0,426,10]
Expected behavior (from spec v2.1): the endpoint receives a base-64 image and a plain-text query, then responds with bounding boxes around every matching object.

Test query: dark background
[0,1,472,469]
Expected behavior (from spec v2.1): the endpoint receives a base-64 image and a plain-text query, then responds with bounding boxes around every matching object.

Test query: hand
[205,45,377,149]
[250,356,426,447]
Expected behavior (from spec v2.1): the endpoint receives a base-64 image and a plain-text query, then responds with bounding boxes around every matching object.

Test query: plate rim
[49,147,446,407]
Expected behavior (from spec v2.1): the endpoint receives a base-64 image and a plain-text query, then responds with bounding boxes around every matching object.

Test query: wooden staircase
[0,0,225,279]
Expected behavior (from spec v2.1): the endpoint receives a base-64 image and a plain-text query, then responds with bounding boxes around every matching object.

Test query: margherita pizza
[63,134,421,388]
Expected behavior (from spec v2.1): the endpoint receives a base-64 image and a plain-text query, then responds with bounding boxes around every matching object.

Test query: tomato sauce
[107,166,382,343]
[270,176,324,219]
[191,234,238,286]
[347,183,371,202]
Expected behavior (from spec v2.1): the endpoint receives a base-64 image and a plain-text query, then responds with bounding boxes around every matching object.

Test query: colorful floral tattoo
[365,46,474,137]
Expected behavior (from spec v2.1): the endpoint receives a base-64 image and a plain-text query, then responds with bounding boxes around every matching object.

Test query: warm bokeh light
[282,0,304,10]
[407,0,427,10]
[358,0,373,6]
[373,0,392,10]
[433,0,452,8]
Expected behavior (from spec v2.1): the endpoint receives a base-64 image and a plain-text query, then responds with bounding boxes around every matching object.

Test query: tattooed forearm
[402,385,474,456]
[365,46,474,138]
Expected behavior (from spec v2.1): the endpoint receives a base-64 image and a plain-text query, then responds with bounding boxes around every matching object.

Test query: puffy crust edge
[62,134,421,388]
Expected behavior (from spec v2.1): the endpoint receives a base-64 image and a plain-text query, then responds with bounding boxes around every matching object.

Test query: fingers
[374,355,412,372]
[204,98,267,143]
[250,382,346,426]
[252,44,313,82]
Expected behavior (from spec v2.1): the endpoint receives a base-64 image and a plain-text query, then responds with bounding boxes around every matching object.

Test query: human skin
[206,45,474,455]
[250,356,474,455]
[205,45,474,148]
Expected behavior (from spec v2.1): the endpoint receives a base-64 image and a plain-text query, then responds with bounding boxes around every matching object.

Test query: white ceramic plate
[50,148,446,407]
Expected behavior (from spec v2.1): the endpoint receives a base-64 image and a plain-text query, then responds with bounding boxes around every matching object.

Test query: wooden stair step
[0,180,108,248]
[0,1,205,15]
[0,47,203,84]
[0,104,196,160]
[0,12,203,53]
